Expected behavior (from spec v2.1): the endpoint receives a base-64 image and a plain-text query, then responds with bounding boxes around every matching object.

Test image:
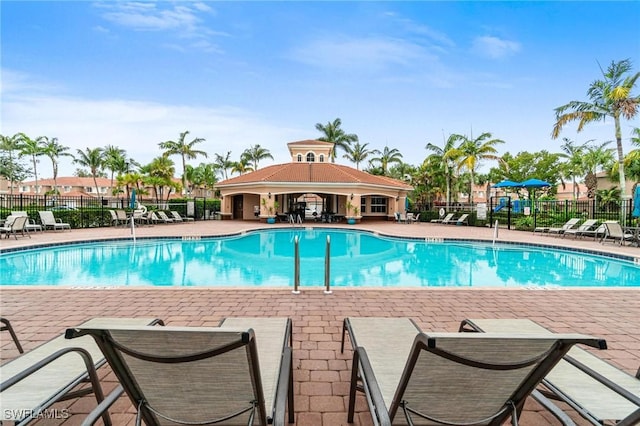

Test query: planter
[347,218,356,225]
[266,217,276,224]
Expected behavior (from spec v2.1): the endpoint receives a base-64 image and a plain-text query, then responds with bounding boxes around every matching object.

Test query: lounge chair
[455,213,469,225]
[442,213,458,225]
[535,218,581,235]
[0,318,24,353]
[0,216,30,239]
[1,317,163,425]
[578,223,607,241]
[563,219,598,239]
[156,210,175,223]
[430,213,453,224]
[66,317,295,426]
[108,210,119,226]
[170,210,194,222]
[601,221,635,245]
[341,317,604,426]
[38,210,71,231]
[7,211,42,233]
[410,213,420,224]
[459,318,639,426]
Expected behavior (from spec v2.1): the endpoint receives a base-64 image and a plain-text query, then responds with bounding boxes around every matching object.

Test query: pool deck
[1,220,639,425]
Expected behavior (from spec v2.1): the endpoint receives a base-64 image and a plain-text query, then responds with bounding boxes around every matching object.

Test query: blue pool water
[1,229,638,287]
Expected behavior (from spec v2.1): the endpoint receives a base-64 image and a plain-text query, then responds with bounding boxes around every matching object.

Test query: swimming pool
[1,228,638,287]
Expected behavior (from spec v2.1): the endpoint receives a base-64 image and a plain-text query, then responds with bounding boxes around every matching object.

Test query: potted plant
[346,201,359,225]
[262,198,278,224]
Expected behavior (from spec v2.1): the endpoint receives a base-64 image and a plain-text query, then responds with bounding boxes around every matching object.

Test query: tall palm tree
[20,134,45,194]
[558,138,588,201]
[553,59,639,199]
[445,132,504,204]
[342,142,375,170]
[0,133,25,194]
[241,144,273,171]
[142,155,177,203]
[103,145,127,190]
[426,134,459,208]
[315,118,359,162]
[370,146,403,176]
[214,151,233,180]
[40,136,72,195]
[159,131,208,194]
[74,147,104,195]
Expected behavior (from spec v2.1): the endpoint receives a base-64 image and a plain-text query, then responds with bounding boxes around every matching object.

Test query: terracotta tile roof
[217,162,412,189]
[287,139,334,147]
[20,177,113,186]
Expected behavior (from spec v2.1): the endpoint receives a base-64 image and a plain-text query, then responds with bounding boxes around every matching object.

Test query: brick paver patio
[1,221,638,425]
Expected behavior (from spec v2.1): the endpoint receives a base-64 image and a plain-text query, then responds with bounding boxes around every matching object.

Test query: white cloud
[290,35,432,72]
[94,1,225,52]
[1,71,302,178]
[471,35,521,59]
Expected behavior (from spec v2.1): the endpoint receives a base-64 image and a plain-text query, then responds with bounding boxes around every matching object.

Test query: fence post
[324,235,332,294]
[293,236,300,294]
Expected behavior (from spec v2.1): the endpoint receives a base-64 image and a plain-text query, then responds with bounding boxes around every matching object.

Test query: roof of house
[217,162,412,189]
[20,177,114,187]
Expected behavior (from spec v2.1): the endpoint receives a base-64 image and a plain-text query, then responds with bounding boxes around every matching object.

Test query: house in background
[216,140,413,221]
[18,177,114,197]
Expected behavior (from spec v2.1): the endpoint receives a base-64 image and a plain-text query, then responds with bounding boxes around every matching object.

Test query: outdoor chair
[455,213,469,225]
[66,317,295,426]
[459,318,639,426]
[7,211,42,233]
[430,213,453,224]
[341,317,604,426]
[410,213,421,224]
[441,213,458,225]
[108,210,119,226]
[170,210,194,222]
[0,216,30,239]
[563,219,598,239]
[601,221,635,246]
[535,218,581,235]
[0,317,24,353]
[156,210,175,223]
[38,210,71,231]
[1,317,163,426]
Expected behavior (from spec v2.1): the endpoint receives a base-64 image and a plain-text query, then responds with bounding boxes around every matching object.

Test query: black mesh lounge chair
[460,318,639,426]
[1,317,163,426]
[65,317,295,426]
[341,317,605,426]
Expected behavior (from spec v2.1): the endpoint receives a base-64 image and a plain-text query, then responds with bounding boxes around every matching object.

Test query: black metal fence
[0,194,220,229]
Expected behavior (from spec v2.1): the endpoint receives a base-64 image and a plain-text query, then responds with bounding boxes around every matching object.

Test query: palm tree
[370,146,403,176]
[558,138,588,201]
[315,118,359,162]
[103,145,127,190]
[241,144,273,170]
[553,59,639,199]
[426,134,459,208]
[213,151,234,180]
[342,142,375,170]
[40,137,72,195]
[445,132,504,204]
[0,133,26,194]
[231,157,254,176]
[20,134,45,194]
[159,131,208,194]
[74,147,104,195]
[582,141,615,198]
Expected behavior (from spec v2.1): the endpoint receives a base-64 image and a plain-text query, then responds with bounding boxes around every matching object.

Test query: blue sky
[2,1,639,179]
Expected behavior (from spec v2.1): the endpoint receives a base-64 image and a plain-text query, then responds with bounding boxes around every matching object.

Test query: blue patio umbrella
[633,186,640,218]
[492,180,521,188]
[518,178,551,188]
[130,189,137,209]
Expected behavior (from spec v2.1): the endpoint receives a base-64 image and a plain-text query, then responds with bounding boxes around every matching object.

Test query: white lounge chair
[341,317,604,426]
[66,317,294,426]
[38,210,71,231]
[455,213,469,225]
[563,219,598,239]
[1,317,163,425]
[170,210,194,222]
[6,211,42,233]
[535,218,581,235]
[460,318,639,426]
[430,213,453,224]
